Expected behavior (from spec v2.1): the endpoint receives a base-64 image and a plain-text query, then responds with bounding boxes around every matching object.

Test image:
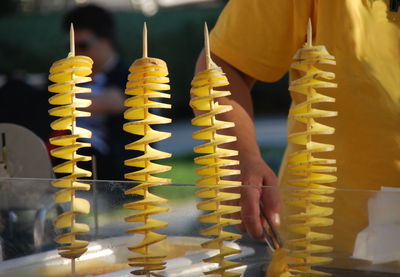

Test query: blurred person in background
[59,4,133,181]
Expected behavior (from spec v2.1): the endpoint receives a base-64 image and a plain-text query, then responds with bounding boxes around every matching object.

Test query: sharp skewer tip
[69,23,75,57]
[204,22,211,70]
[307,18,312,47]
[143,22,148,58]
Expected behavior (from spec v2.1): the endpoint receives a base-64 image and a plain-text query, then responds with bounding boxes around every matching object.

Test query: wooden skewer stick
[204,22,211,70]
[203,21,216,140]
[71,259,76,277]
[143,22,148,58]
[306,18,312,47]
[69,22,77,277]
[142,23,150,277]
[70,23,75,57]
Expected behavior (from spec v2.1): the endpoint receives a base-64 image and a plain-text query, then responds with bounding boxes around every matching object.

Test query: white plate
[0,235,254,277]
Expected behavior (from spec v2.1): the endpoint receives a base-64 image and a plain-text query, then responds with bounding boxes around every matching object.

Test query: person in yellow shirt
[195,0,400,258]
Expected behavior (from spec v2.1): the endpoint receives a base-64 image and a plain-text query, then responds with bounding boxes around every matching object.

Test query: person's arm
[195,49,281,240]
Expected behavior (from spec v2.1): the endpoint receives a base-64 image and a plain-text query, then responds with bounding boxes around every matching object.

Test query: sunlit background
[0,0,289,183]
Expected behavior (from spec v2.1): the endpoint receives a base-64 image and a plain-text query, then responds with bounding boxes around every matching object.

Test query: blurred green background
[0,1,290,118]
[0,0,289,183]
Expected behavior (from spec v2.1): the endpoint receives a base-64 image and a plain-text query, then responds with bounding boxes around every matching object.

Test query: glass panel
[0,178,399,276]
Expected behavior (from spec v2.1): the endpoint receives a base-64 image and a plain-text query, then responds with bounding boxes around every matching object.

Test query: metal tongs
[260,201,283,252]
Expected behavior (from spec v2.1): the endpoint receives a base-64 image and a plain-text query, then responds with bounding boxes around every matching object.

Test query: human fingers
[261,176,281,228]
[240,184,264,240]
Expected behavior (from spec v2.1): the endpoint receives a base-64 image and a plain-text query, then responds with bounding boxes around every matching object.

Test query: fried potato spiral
[48,53,93,259]
[190,50,242,276]
[123,54,172,277]
[281,31,337,277]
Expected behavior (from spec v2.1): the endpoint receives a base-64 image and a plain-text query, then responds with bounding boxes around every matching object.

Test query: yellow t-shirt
[210,0,400,265]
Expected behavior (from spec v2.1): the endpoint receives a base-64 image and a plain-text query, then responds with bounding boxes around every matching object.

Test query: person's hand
[241,155,280,240]
[225,154,281,241]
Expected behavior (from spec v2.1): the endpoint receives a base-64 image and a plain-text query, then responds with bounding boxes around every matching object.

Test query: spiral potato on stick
[123,23,171,277]
[190,23,242,277]
[267,20,338,277]
[48,25,93,275]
